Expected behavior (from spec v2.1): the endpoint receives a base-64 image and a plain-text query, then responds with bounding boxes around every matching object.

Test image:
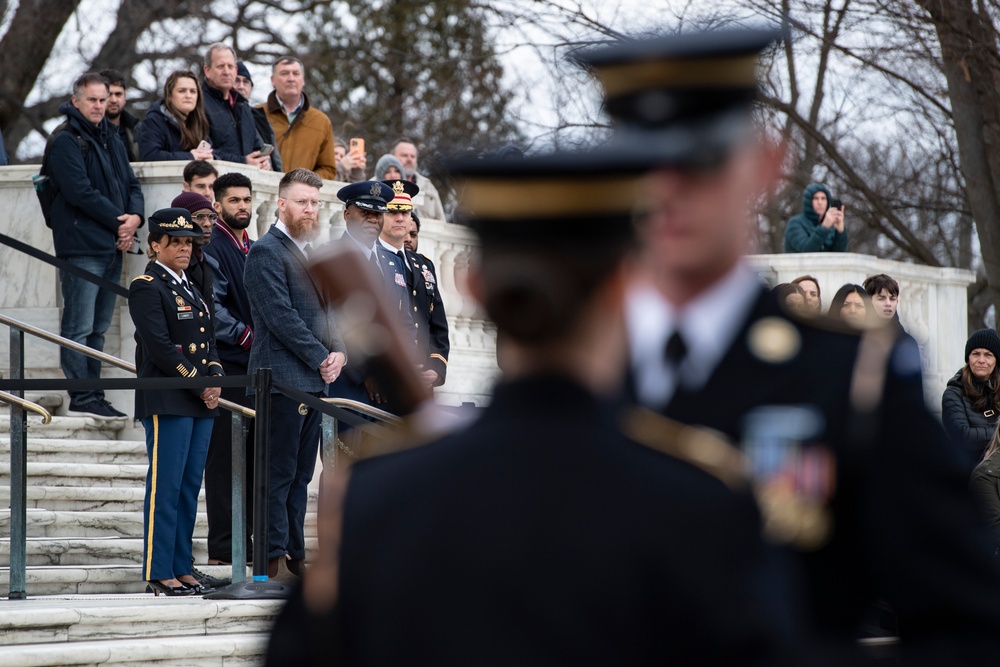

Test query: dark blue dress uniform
[128,208,222,584]
[405,249,449,384]
[573,25,1000,663]
[266,156,798,666]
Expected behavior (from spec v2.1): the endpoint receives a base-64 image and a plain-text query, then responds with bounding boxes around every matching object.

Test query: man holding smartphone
[260,55,338,180]
[784,182,848,252]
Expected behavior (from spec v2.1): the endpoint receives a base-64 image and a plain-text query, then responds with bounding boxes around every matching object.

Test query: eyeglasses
[289,199,321,210]
[192,213,219,223]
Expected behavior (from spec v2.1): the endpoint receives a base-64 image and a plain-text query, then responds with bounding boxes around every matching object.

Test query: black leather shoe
[191,566,230,588]
[182,582,216,595]
[148,580,194,597]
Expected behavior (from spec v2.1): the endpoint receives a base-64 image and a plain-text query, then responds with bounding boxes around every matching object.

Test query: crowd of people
[38,44,452,595]
[18,25,1000,665]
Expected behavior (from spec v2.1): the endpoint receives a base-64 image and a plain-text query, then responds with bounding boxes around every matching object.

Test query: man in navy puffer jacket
[48,72,144,419]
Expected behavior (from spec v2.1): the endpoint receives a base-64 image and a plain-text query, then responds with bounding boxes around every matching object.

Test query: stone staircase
[0,404,312,664]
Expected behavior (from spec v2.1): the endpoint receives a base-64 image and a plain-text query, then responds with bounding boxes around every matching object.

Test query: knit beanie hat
[374,153,406,181]
[236,61,253,85]
[965,328,1000,361]
[171,191,214,215]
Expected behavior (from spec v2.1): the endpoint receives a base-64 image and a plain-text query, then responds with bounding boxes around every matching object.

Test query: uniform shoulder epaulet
[620,407,747,490]
[131,274,154,283]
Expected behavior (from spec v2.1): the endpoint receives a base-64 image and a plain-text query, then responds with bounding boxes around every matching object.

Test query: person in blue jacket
[784,182,848,252]
[49,72,144,419]
[137,70,214,162]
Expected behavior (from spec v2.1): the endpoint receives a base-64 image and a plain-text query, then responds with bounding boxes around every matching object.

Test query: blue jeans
[58,253,122,405]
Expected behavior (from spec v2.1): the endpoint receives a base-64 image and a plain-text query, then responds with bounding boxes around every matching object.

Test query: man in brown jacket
[259,56,338,180]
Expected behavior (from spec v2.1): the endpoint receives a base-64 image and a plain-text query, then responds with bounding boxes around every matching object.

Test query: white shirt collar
[275,220,311,256]
[378,237,409,266]
[155,261,188,289]
[627,261,763,408]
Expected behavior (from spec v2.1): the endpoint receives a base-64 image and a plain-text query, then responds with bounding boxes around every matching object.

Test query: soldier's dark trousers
[142,415,212,581]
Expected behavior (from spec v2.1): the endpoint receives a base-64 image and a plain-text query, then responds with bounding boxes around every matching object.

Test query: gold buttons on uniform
[200,343,205,349]
[200,327,205,333]
[202,359,207,364]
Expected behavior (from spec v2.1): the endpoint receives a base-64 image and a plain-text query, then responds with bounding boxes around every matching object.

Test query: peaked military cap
[572,25,786,168]
[446,149,649,247]
[382,179,420,211]
[147,207,202,237]
[337,180,392,212]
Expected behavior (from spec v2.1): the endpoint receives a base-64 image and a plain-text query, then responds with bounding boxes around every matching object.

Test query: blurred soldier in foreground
[575,25,1000,663]
[265,154,797,665]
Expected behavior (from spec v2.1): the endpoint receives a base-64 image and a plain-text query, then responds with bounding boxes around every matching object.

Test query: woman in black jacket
[943,328,1000,472]
[137,70,213,162]
[971,426,1000,553]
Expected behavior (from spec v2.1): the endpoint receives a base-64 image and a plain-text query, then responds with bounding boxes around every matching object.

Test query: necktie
[181,278,193,297]
[369,250,383,275]
[396,249,412,282]
[665,330,688,371]
[303,243,313,259]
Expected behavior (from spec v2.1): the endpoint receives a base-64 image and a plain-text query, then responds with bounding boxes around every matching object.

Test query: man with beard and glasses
[200,172,257,566]
[245,168,347,582]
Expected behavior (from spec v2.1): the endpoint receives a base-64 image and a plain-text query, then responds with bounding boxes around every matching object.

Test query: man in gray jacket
[245,168,345,581]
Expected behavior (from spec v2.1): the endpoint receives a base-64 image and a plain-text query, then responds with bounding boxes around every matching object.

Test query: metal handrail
[0,313,254,418]
[0,391,51,424]
[324,397,402,426]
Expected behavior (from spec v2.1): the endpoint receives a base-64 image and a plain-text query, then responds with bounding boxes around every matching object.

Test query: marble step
[0,564,238,595]
[0,633,267,666]
[0,415,128,439]
[0,485,149,511]
[0,484,319,513]
[0,509,317,539]
[0,536,318,566]
[0,461,148,488]
[0,595,280,648]
[0,437,148,465]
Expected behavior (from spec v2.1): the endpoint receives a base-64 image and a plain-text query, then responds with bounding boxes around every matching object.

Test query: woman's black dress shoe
[182,582,216,595]
[148,580,195,596]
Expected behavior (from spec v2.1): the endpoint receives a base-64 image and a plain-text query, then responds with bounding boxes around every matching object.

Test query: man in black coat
[48,72,144,420]
[200,172,258,564]
[575,26,1000,664]
[201,44,269,170]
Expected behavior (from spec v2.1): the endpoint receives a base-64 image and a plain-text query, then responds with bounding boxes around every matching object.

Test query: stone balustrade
[0,161,977,412]
[748,253,975,410]
[0,161,499,408]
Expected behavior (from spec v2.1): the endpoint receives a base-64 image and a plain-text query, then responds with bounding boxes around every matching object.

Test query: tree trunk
[914,0,1000,317]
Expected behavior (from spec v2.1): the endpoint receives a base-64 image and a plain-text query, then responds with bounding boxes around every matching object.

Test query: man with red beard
[199,172,257,568]
[245,168,347,582]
